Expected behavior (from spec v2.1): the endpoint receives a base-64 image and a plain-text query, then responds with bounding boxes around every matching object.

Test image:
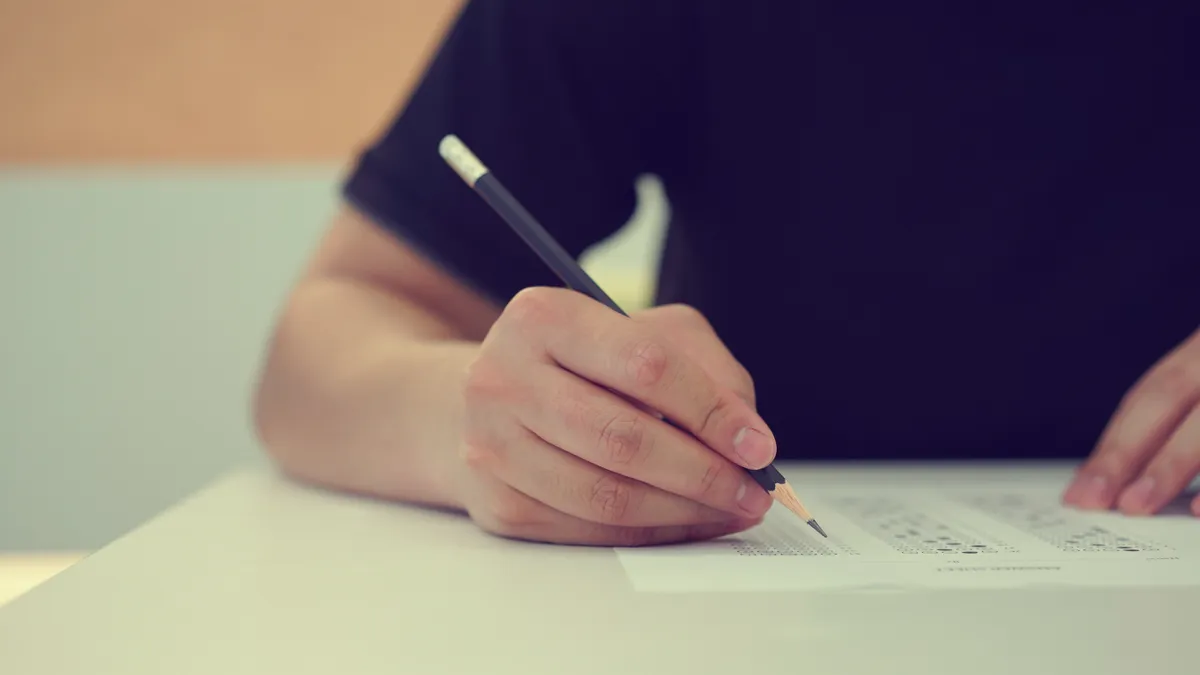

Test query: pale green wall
[0,167,666,550]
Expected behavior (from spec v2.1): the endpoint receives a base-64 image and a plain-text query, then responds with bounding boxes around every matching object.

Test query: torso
[654,2,1200,460]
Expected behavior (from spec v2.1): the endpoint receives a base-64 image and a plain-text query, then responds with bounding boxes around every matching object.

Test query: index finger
[542,297,777,470]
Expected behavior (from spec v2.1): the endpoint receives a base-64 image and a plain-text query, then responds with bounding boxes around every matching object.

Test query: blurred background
[0,0,667,570]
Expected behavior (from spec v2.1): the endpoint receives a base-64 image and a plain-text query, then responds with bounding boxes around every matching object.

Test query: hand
[1063,326,1200,517]
[451,287,777,546]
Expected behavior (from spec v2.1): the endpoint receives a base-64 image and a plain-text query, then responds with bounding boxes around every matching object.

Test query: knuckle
[596,412,649,466]
[695,460,731,500]
[587,474,637,525]
[504,287,563,330]
[620,338,671,387]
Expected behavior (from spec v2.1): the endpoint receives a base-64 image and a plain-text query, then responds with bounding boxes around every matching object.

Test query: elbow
[250,302,334,489]
[251,372,276,454]
[252,366,311,486]
[250,322,301,473]
[252,367,320,490]
[251,337,341,492]
[251,357,287,468]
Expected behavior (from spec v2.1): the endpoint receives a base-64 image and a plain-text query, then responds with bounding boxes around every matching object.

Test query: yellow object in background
[0,553,86,607]
[580,272,654,313]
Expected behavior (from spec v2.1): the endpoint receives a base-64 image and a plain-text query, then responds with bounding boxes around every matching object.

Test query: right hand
[452,287,779,546]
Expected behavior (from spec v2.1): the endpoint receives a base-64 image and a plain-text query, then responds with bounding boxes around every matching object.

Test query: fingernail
[733,427,775,468]
[1070,474,1112,508]
[1118,476,1157,514]
[736,480,773,517]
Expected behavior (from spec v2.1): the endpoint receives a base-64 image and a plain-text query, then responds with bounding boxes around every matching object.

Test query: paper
[616,484,1200,592]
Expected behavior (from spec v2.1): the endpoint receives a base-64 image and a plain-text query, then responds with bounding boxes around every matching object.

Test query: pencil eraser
[438,135,489,185]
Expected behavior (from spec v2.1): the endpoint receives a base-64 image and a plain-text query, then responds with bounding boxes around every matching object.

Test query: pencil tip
[808,519,828,538]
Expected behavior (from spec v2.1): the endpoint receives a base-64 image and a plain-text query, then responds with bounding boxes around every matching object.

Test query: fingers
[1114,404,1200,515]
[519,365,774,519]
[477,425,751,526]
[1065,347,1200,515]
[471,288,777,544]
[507,289,776,470]
[468,477,760,547]
[1065,385,1187,510]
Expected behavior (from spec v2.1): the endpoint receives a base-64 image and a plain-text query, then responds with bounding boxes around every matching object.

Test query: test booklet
[617,482,1200,592]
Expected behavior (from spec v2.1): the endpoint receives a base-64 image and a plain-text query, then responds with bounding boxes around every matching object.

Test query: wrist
[384,340,480,510]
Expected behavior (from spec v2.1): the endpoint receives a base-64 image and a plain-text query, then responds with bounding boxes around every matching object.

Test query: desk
[0,463,1194,674]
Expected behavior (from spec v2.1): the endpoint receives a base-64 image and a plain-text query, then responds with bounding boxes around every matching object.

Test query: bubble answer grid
[826,496,1018,555]
[729,518,859,557]
[961,493,1166,553]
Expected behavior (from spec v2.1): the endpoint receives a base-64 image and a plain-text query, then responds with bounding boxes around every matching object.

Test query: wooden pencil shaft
[772,484,813,520]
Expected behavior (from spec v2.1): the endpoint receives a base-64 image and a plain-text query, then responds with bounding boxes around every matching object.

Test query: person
[252,0,1200,545]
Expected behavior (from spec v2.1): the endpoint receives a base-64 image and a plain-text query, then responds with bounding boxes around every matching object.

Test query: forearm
[253,275,479,509]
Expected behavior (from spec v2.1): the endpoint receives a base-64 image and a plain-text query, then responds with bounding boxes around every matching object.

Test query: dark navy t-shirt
[343,0,1200,461]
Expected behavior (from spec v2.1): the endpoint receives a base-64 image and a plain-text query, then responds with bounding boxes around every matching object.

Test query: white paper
[616,484,1200,592]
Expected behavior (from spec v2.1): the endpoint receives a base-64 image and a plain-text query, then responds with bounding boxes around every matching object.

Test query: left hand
[1063,326,1200,517]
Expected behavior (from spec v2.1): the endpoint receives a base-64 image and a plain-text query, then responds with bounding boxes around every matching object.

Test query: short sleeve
[342,0,688,305]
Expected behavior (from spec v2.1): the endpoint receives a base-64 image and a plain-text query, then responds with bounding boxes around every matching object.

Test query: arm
[254,0,687,513]
[255,203,778,548]
[252,206,500,508]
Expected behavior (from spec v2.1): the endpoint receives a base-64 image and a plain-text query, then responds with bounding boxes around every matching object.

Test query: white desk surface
[0,462,1194,675]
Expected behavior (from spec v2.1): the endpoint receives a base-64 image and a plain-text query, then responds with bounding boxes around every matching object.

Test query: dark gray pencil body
[475,173,624,313]
[437,134,825,538]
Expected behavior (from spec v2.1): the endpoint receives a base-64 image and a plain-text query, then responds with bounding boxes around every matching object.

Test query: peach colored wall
[0,0,461,162]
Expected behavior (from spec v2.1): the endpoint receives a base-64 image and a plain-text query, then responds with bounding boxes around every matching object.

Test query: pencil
[438,134,826,538]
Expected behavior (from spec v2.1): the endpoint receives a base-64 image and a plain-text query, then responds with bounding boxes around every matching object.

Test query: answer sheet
[616,483,1200,592]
